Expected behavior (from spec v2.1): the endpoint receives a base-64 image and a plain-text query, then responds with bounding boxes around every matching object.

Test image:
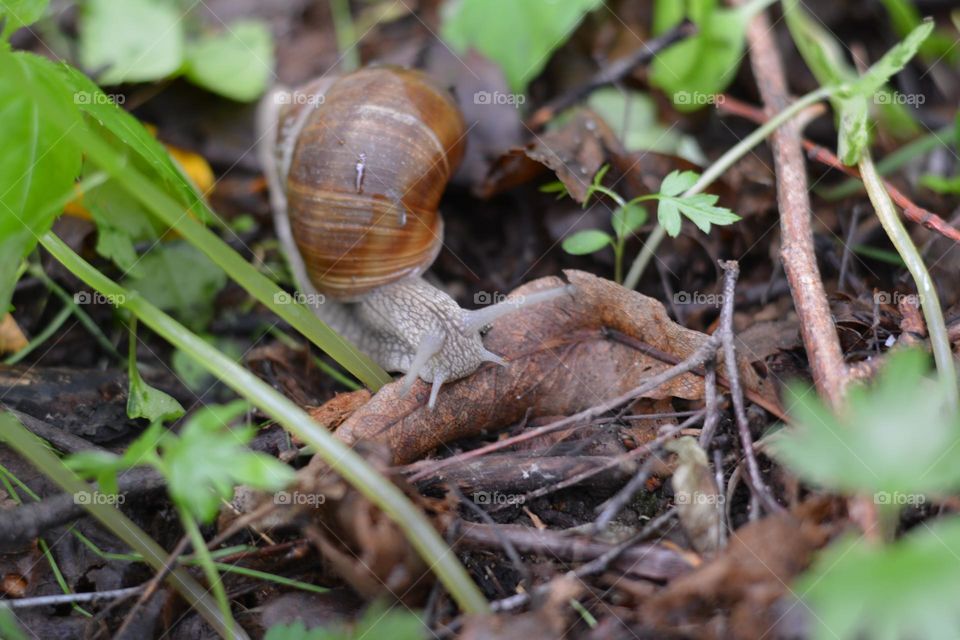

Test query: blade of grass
[38,231,489,615]
[0,413,242,639]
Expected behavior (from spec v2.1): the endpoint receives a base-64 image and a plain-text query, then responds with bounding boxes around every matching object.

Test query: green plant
[784,2,957,407]
[0,6,389,388]
[0,0,486,624]
[650,0,777,110]
[263,605,425,640]
[78,0,273,101]
[441,0,602,93]
[774,349,960,639]
[558,165,739,283]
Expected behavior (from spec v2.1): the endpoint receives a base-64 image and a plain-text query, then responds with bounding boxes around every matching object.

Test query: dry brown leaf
[297,443,452,605]
[642,497,840,640]
[334,270,780,464]
[667,436,725,554]
[478,107,709,205]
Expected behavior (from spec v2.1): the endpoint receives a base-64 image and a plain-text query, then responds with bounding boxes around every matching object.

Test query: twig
[114,535,191,638]
[406,328,727,483]
[592,457,659,532]
[0,585,143,608]
[456,521,691,583]
[734,0,849,408]
[451,486,532,593]
[718,261,783,514]
[718,96,960,245]
[699,360,720,447]
[490,508,679,613]
[526,21,698,129]
[487,412,703,512]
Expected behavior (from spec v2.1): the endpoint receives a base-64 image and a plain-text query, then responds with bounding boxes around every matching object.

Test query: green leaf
[650,0,767,111]
[660,170,699,197]
[264,606,426,640]
[660,193,740,235]
[852,19,934,98]
[881,0,959,64]
[441,0,602,93]
[562,229,612,255]
[783,0,856,88]
[773,349,960,496]
[798,517,960,640]
[587,89,705,162]
[183,20,274,102]
[657,198,682,237]
[65,450,123,495]
[122,241,227,330]
[920,173,960,195]
[0,606,29,640]
[785,1,932,165]
[836,94,870,166]
[0,52,84,313]
[63,66,208,220]
[582,164,612,205]
[83,175,165,276]
[162,400,295,523]
[611,203,647,238]
[78,0,184,85]
[1,0,48,41]
[127,332,185,424]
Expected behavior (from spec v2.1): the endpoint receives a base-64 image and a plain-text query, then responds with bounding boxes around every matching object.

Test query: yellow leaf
[0,314,28,355]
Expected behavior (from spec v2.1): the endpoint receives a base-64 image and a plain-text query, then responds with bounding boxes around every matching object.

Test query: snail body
[258,66,568,407]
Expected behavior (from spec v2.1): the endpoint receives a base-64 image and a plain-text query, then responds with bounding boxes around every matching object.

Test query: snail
[257,66,570,408]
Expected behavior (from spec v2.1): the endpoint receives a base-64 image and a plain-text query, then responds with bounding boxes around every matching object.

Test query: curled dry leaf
[666,436,725,554]
[478,107,704,204]
[642,497,840,640]
[334,270,780,464]
[295,442,454,606]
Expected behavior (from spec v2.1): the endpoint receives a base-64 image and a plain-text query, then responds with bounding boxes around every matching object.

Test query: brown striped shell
[282,67,466,301]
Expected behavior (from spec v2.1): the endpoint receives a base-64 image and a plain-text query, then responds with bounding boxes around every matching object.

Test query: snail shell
[281,66,466,301]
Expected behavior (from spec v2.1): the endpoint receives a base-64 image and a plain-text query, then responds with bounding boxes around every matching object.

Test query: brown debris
[334,270,779,464]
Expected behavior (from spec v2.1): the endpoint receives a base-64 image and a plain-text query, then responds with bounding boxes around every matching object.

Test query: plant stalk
[859,152,958,409]
[39,231,490,615]
[622,85,834,290]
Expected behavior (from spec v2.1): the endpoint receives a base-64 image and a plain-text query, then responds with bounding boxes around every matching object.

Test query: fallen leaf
[667,436,725,554]
[643,497,840,640]
[0,314,27,355]
[334,270,780,464]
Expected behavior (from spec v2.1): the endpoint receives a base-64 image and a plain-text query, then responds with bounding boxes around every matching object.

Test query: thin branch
[718,96,960,245]
[719,261,783,514]
[525,21,698,129]
[734,0,849,408]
